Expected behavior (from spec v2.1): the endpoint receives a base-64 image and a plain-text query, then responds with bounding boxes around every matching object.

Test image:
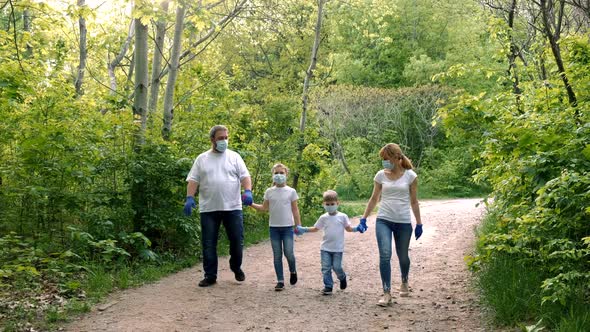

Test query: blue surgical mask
[323,204,338,213]
[215,139,228,152]
[382,160,394,170]
[273,174,287,184]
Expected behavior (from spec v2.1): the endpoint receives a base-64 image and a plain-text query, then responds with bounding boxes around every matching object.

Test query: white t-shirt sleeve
[314,215,326,229]
[236,154,250,180]
[290,189,299,202]
[186,156,201,183]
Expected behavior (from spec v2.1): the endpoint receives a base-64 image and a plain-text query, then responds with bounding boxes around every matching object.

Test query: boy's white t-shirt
[313,211,351,252]
[264,185,299,227]
[186,149,250,213]
[375,169,417,224]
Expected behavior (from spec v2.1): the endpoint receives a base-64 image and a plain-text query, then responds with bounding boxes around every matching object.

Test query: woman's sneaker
[339,277,347,290]
[275,282,285,291]
[290,273,298,285]
[321,287,333,295]
[377,292,392,307]
[399,282,409,297]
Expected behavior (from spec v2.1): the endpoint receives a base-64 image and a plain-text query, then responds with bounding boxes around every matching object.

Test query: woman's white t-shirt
[313,212,351,252]
[263,185,299,227]
[375,169,417,224]
[186,149,250,213]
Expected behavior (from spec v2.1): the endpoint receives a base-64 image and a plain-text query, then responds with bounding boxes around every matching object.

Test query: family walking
[183,125,423,306]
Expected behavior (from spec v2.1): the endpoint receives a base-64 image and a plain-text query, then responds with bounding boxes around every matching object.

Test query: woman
[360,143,423,307]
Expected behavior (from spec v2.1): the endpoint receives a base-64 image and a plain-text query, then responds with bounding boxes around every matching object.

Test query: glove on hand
[415,224,423,240]
[359,218,368,232]
[296,225,308,235]
[353,224,365,233]
[184,196,196,216]
[241,190,253,206]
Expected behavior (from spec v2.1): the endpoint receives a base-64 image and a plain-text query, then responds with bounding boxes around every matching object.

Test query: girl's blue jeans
[269,226,296,282]
[375,218,413,293]
[320,250,346,289]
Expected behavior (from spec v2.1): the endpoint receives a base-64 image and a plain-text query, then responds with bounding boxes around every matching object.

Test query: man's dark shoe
[321,287,333,295]
[290,272,298,285]
[198,278,216,287]
[275,282,285,291]
[340,277,347,290]
[234,269,246,282]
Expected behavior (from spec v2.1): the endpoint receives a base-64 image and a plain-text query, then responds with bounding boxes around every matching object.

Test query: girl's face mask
[273,173,287,184]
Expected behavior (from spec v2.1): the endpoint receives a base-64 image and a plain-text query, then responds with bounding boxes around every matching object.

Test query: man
[184,125,253,287]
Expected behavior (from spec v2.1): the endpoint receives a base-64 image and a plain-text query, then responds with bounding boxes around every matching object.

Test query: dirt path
[65,199,489,332]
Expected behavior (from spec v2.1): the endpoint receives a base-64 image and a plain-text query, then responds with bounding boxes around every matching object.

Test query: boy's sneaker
[275,282,285,291]
[399,282,409,297]
[290,272,298,285]
[339,277,347,290]
[198,278,216,287]
[321,287,333,295]
[377,292,392,307]
[234,269,246,282]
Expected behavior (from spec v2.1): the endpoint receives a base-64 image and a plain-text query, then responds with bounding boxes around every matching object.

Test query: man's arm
[187,180,199,197]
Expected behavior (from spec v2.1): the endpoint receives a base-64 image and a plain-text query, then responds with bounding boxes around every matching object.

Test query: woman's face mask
[273,173,287,184]
[215,139,228,152]
[323,204,338,213]
[382,159,394,170]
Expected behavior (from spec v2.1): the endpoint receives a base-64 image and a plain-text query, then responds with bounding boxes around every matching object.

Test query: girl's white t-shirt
[314,212,351,252]
[186,149,250,213]
[375,169,417,224]
[263,185,299,227]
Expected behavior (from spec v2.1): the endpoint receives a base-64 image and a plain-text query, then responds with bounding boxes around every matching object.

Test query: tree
[74,0,87,96]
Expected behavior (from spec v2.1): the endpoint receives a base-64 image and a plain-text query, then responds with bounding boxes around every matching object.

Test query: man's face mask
[215,139,228,152]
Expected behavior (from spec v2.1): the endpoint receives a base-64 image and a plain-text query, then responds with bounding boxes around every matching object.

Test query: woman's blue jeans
[269,226,296,282]
[375,218,413,293]
[321,250,346,289]
[200,210,244,280]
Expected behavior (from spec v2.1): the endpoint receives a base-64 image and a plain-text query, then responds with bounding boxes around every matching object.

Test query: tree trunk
[133,18,149,147]
[23,8,32,57]
[161,4,186,140]
[292,0,326,191]
[506,0,522,112]
[108,20,135,94]
[148,1,169,116]
[75,0,87,96]
[539,0,578,110]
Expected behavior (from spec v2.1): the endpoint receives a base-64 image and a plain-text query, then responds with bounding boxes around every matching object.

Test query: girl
[250,163,301,291]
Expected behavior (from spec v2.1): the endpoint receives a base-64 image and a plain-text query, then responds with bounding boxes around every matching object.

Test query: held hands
[358,218,368,233]
[241,190,253,206]
[184,196,196,216]
[296,225,308,235]
[353,224,365,233]
[415,224,423,240]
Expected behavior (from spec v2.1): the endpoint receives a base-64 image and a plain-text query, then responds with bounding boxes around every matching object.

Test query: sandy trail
[64,198,489,332]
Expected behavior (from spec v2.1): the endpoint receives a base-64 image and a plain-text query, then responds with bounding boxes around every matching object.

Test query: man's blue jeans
[320,250,346,289]
[269,226,296,282]
[375,218,413,293]
[200,210,244,280]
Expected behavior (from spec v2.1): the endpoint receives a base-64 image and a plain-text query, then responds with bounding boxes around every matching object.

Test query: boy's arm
[251,200,269,212]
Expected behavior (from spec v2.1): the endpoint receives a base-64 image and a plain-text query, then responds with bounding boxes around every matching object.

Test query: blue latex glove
[359,218,368,232]
[353,224,365,233]
[296,225,308,235]
[241,190,253,206]
[415,224,423,240]
[184,196,196,216]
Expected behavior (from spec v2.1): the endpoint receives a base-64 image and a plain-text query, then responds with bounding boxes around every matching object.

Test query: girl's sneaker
[290,272,298,285]
[399,282,409,297]
[377,292,392,307]
[275,282,285,291]
[321,287,333,295]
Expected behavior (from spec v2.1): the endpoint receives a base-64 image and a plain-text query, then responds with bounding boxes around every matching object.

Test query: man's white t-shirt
[264,186,299,227]
[186,149,250,213]
[375,169,417,224]
[314,212,351,252]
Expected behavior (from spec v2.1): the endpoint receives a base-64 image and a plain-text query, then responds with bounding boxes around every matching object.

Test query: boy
[297,190,367,295]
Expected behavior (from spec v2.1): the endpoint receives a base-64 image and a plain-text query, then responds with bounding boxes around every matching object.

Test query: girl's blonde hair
[271,163,289,174]
[379,143,414,170]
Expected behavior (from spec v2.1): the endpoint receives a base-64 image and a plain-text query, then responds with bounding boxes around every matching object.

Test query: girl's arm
[291,200,301,226]
[409,179,422,224]
[361,181,382,219]
[251,200,269,212]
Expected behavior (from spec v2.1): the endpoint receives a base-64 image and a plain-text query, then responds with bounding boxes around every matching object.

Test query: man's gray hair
[209,125,228,139]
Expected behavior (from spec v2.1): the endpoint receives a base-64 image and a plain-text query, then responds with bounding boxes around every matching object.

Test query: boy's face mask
[323,204,338,213]
[273,173,287,184]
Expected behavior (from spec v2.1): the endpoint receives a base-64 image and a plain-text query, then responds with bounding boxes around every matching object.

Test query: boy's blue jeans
[200,210,244,280]
[320,250,346,289]
[269,226,296,282]
[375,218,413,293]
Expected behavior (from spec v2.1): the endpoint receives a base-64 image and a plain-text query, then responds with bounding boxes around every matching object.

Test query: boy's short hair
[323,190,338,202]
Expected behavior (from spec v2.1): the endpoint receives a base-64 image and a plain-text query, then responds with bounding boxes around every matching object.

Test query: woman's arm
[291,200,301,226]
[251,200,269,212]
[361,181,382,219]
[409,179,422,224]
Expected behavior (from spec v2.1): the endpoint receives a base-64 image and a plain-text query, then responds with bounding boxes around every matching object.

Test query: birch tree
[74,0,87,96]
